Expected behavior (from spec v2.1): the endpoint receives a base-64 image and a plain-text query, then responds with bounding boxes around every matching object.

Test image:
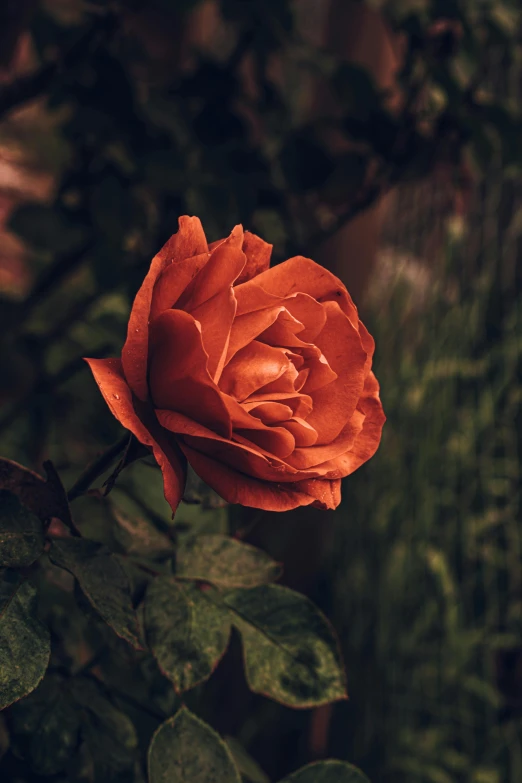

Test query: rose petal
[209,230,272,284]
[178,224,245,311]
[190,287,236,381]
[219,341,291,401]
[149,251,209,320]
[298,345,338,393]
[245,390,313,419]
[281,294,327,342]
[156,409,327,483]
[286,411,365,470]
[236,231,272,284]
[235,255,357,321]
[259,309,307,348]
[122,215,208,401]
[242,401,294,424]
[148,309,231,438]
[306,301,367,444]
[232,428,295,460]
[226,305,287,362]
[178,443,317,511]
[85,358,186,514]
[282,417,318,447]
[327,371,385,477]
[290,477,342,510]
[255,362,300,396]
[222,395,296,459]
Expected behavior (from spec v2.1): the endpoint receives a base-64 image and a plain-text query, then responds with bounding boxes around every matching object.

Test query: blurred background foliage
[1,0,522,781]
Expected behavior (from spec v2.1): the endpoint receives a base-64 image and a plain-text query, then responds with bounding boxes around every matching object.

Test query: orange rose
[86,216,385,513]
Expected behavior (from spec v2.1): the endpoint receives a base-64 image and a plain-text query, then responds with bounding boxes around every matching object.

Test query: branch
[67,433,131,503]
[0,14,116,121]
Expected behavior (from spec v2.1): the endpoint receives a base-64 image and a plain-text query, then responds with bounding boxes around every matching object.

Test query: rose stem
[67,433,131,502]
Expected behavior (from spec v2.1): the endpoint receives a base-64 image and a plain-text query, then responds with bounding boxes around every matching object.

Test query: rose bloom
[87,216,385,513]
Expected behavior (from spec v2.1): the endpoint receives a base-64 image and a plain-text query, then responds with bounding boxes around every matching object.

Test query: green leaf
[8,203,85,253]
[0,490,44,568]
[49,538,142,649]
[148,707,241,783]
[279,760,371,783]
[225,737,270,783]
[177,535,282,588]
[145,577,230,692]
[112,507,173,559]
[183,465,228,509]
[71,677,138,776]
[222,585,347,708]
[0,579,50,710]
[10,676,80,776]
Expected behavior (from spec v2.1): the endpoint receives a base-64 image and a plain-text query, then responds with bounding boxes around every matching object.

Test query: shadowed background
[1,1,521,781]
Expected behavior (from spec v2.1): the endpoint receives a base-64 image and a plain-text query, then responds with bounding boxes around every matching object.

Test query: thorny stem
[67,434,131,502]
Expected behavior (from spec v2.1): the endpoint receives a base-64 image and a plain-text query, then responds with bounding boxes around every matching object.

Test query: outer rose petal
[178,442,317,511]
[85,357,186,514]
[179,225,245,311]
[235,255,356,321]
[122,216,208,401]
[329,371,386,477]
[209,230,272,285]
[286,411,365,470]
[156,409,331,483]
[148,309,231,438]
[291,477,342,510]
[306,301,367,444]
[236,231,272,284]
[149,251,209,321]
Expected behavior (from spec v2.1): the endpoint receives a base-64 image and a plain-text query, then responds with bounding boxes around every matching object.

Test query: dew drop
[135,328,140,333]
[113,394,120,400]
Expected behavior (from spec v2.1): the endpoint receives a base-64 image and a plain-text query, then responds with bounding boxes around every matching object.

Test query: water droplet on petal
[135,328,140,333]
[113,394,120,400]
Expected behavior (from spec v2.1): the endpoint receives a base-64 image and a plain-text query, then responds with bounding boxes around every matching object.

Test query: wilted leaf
[0,458,73,528]
[148,707,241,783]
[279,760,371,783]
[145,577,230,692]
[176,535,281,588]
[0,578,50,710]
[0,490,44,567]
[222,585,347,708]
[49,538,142,649]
